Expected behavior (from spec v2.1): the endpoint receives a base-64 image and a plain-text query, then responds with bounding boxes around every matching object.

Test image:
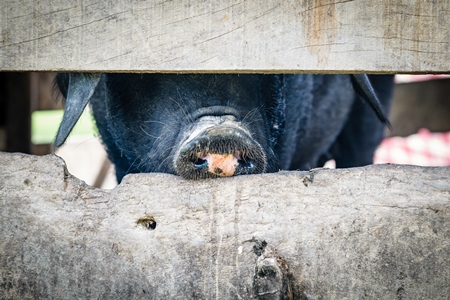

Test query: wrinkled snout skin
[61,73,394,182]
[175,119,268,179]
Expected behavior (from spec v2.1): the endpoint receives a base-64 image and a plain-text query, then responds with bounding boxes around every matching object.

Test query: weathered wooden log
[0,152,449,299]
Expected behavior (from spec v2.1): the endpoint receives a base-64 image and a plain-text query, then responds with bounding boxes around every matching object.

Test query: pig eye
[193,158,208,169]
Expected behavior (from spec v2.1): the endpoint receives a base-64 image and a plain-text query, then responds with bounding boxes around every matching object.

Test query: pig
[55,73,394,182]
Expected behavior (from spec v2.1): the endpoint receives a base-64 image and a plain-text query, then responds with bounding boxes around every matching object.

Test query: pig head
[55,73,394,182]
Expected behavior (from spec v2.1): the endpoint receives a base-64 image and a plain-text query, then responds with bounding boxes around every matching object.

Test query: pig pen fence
[1,1,449,299]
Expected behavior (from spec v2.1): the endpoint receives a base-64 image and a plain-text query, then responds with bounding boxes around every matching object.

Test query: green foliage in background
[32,109,98,145]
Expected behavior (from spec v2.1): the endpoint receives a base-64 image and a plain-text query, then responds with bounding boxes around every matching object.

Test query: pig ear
[351,74,392,129]
[54,73,102,148]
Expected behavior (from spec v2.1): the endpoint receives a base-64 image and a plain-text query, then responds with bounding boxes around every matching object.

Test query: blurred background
[1,73,449,189]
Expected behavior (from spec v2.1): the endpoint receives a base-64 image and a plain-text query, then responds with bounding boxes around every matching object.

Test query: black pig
[55,74,394,182]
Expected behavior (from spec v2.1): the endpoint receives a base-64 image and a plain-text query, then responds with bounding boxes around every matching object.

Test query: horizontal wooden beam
[1,0,449,73]
[1,152,449,299]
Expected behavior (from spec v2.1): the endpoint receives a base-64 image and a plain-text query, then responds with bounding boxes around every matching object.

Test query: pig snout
[175,125,267,180]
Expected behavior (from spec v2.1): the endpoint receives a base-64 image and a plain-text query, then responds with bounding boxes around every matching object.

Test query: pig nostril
[175,128,267,179]
[238,159,254,169]
[193,158,208,169]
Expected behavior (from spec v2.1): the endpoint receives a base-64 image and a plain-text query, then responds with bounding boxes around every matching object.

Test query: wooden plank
[1,0,449,73]
[1,152,449,299]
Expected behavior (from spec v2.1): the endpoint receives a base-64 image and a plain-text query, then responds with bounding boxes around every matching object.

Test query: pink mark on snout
[200,152,240,177]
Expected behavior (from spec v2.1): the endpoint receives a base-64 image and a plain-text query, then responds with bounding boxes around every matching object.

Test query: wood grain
[1,152,449,299]
[1,0,449,72]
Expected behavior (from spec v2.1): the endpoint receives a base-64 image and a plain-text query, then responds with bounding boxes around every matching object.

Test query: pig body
[56,74,394,182]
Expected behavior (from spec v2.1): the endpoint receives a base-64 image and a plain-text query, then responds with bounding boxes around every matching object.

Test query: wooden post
[4,73,33,153]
